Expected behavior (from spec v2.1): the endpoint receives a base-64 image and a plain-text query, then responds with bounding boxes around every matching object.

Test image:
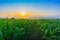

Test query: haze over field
[0,0,60,19]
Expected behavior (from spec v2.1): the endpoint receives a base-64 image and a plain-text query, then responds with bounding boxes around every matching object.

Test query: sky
[0,0,60,18]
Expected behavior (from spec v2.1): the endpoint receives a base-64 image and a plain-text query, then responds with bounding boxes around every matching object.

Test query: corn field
[0,19,60,40]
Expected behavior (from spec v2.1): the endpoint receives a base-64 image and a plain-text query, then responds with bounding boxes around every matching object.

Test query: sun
[20,11,26,16]
[19,11,29,19]
[18,11,29,18]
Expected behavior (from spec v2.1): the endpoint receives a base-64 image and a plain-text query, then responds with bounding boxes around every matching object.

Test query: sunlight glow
[19,11,29,19]
[20,11,26,16]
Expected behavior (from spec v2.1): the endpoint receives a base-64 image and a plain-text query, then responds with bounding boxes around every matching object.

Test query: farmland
[0,19,60,40]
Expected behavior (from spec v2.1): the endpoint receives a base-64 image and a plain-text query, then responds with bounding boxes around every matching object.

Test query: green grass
[0,19,60,40]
